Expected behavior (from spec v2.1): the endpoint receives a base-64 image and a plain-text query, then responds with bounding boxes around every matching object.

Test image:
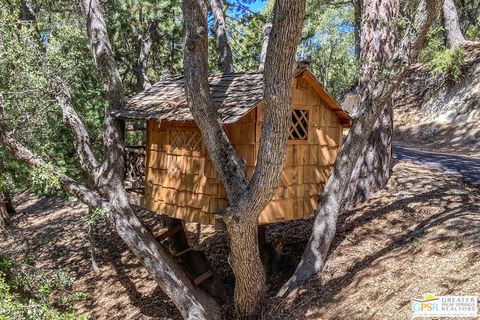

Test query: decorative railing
[124,146,146,192]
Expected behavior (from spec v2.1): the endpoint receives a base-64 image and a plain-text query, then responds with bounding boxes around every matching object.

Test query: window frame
[288,106,311,144]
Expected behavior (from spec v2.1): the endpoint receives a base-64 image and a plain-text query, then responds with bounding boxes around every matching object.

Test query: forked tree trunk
[182,0,305,316]
[443,0,466,48]
[210,0,233,73]
[278,0,442,297]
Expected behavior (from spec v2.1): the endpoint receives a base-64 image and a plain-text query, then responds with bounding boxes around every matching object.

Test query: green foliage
[466,25,480,40]
[105,0,184,90]
[222,0,357,98]
[82,207,112,226]
[222,4,270,72]
[300,1,358,98]
[427,47,464,79]
[420,26,465,80]
[0,256,86,319]
[0,2,105,194]
[30,164,62,195]
[457,0,480,40]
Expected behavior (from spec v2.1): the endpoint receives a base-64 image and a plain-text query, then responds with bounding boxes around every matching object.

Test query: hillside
[1,161,479,319]
[394,42,480,156]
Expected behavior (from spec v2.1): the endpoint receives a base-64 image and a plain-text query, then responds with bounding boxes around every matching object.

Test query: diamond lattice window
[289,109,309,140]
[170,130,202,152]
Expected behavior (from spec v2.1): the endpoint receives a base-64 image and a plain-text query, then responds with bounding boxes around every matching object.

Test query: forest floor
[0,160,479,319]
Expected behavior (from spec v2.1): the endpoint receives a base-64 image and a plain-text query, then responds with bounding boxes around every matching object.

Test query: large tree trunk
[345,104,393,209]
[344,0,399,209]
[278,0,442,297]
[210,0,233,73]
[182,0,305,316]
[443,0,466,48]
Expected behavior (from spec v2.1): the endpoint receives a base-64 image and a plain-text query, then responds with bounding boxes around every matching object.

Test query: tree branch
[258,22,272,71]
[182,0,248,203]
[210,0,233,73]
[79,0,126,183]
[227,0,307,221]
[52,77,99,180]
[0,122,108,210]
[132,20,158,91]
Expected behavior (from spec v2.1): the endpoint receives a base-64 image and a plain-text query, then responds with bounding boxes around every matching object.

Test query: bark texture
[132,21,158,91]
[278,0,442,297]
[182,0,305,316]
[344,0,397,210]
[0,192,11,226]
[345,103,393,209]
[210,0,233,73]
[353,0,362,59]
[258,22,272,71]
[443,0,466,48]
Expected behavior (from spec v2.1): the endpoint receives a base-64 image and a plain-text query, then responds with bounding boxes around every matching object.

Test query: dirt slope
[262,161,480,319]
[394,42,480,155]
[1,161,479,319]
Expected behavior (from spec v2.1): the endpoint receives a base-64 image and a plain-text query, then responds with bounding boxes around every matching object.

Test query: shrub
[419,26,465,80]
[466,25,480,40]
[30,164,63,195]
[426,47,465,80]
[0,255,86,319]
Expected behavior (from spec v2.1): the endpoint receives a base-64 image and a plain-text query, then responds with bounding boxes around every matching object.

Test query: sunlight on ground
[1,161,479,319]
[262,161,480,319]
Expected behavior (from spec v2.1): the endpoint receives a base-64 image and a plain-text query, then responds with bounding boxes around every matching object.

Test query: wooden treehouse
[115,68,351,225]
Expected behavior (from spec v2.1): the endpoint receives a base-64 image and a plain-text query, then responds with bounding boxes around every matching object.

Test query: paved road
[393,146,480,186]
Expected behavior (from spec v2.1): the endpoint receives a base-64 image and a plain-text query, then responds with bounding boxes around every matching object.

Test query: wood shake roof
[113,69,351,125]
